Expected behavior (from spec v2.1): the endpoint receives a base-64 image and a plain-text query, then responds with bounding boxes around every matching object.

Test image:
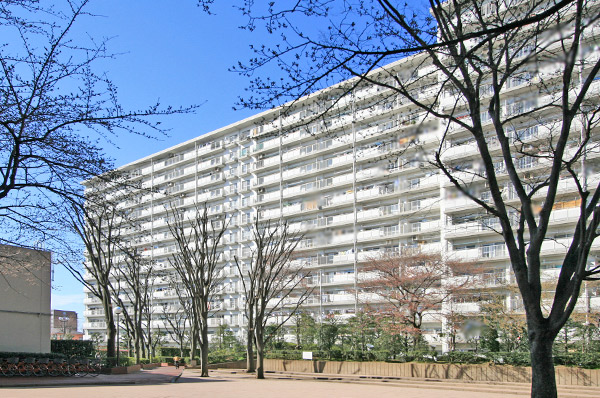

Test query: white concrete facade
[83,2,600,351]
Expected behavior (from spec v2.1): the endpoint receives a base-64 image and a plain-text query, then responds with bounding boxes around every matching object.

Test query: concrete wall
[0,245,52,353]
[264,359,600,386]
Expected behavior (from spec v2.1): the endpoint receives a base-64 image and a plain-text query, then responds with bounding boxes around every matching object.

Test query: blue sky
[51,0,269,326]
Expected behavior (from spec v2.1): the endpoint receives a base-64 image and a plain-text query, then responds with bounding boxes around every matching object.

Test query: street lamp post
[114,306,123,366]
[58,312,70,339]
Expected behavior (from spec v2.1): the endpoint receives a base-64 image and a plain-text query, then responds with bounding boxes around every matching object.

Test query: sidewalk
[0,366,182,388]
[202,368,600,398]
[2,366,599,398]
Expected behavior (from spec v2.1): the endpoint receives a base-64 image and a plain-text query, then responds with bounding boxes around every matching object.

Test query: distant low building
[50,309,81,340]
[0,244,52,353]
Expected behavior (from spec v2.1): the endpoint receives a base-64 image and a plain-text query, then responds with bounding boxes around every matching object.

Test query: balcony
[254,173,280,188]
[83,322,106,330]
[207,318,223,327]
[83,309,105,317]
[322,293,355,304]
[322,273,355,285]
[197,173,225,187]
[253,155,280,171]
[449,302,482,313]
[253,138,280,154]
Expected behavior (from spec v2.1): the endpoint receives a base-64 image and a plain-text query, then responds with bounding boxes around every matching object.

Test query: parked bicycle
[34,358,50,377]
[68,358,88,377]
[0,355,106,377]
[0,357,19,377]
[18,357,36,376]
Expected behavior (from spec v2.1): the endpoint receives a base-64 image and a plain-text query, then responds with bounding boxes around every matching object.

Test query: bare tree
[230,1,600,396]
[0,0,195,252]
[235,217,312,379]
[111,250,156,363]
[64,174,132,359]
[360,251,476,349]
[161,297,191,357]
[166,203,227,377]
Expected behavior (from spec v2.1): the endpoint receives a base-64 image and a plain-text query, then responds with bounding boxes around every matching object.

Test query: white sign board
[302,351,313,360]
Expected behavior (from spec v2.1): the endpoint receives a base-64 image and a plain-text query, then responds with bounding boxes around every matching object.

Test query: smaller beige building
[0,244,52,353]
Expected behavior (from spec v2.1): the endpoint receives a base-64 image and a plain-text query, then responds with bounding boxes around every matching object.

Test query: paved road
[0,368,524,398]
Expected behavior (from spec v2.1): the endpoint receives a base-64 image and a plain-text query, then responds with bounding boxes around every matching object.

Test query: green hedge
[139,357,161,364]
[103,356,162,367]
[262,350,600,369]
[51,340,95,357]
[159,347,190,357]
[265,349,423,362]
[208,349,246,364]
[0,352,66,359]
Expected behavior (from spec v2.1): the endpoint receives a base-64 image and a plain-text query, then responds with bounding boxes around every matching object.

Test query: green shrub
[259,349,600,369]
[436,351,488,364]
[0,351,66,360]
[51,340,95,357]
[159,347,190,357]
[139,357,161,364]
[485,352,531,367]
[553,353,600,369]
[208,349,246,364]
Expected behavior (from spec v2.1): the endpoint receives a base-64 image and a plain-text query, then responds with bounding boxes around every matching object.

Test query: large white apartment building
[83,1,600,352]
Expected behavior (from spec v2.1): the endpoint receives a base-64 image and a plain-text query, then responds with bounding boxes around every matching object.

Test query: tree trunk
[102,292,116,359]
[529,329,557,398]
[255,331,265,379]
[134,334,141,364]
[246,317,255,372]
[190,324,198,362]
[106,321,116,359]
[200,324,209,377]
[246,335,255,372]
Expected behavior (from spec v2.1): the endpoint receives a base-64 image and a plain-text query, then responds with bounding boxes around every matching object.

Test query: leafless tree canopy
[0,0,195,250]
[64,172,137,358]
[166,202,227,377]
[235,217,312,379]
[112,249,156,362]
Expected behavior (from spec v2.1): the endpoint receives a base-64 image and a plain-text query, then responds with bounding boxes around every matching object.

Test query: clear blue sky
[51,0,271,326]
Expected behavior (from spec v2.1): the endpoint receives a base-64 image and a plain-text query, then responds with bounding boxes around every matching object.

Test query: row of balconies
[444,172,600,214]
[251,104,437,164]
[452,237,600,262]
[307,273,356,287]
[132,197,441,255]
[445,206,586,239]
[130,68,600,196]
[141,228,599,267]
[136,165,439,224]
[137,163,435,219]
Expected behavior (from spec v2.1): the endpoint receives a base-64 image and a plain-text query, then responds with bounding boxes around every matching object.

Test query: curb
[0,381,137,388]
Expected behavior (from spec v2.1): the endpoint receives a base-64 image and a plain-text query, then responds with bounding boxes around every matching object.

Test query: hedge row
[0,352,66,360]
[264,350,600,369]
[50,340,95,357]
